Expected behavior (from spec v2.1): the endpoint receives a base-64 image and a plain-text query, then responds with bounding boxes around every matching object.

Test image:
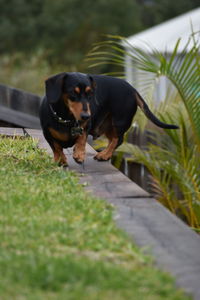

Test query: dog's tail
[135,92,179,129]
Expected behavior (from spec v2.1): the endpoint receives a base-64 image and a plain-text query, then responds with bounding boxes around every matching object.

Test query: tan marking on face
[85,86,91,93]
[49,127,69,142]
[67,100,83,120]
[68,99,91,121]
[75,87,80,94]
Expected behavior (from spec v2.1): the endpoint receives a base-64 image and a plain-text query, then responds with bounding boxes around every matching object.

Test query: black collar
[49,104,84,137]
[49,104,73,125]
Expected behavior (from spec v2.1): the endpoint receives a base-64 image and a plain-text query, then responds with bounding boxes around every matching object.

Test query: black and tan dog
[39,72,178,167]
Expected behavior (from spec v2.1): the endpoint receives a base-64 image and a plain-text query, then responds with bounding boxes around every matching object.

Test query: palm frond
[86,33,200,229]
[87,34,200,148]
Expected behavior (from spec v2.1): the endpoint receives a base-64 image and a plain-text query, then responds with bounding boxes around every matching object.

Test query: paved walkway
[1,127,200,299]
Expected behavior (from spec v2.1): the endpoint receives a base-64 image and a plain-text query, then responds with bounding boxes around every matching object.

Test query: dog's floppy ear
[45,72,67,103]
[88,74,96,91]
[87,74,98,105]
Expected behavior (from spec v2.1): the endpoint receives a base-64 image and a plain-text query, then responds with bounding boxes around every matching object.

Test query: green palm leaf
[87,34,200,148]
[86,33,200,229]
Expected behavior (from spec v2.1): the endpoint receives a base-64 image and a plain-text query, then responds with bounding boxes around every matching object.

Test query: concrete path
[1,127,200,299]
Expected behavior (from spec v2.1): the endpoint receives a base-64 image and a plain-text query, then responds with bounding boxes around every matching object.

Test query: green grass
[0,136,190,300]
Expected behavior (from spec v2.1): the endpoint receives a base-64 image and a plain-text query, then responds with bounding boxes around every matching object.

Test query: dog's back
[89,75,138,136]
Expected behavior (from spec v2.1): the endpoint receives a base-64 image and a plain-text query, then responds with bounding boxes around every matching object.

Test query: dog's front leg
[52,141,68,167]
[73,132,87,164]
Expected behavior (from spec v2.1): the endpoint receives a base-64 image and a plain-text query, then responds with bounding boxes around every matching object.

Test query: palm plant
[87,33,200,229]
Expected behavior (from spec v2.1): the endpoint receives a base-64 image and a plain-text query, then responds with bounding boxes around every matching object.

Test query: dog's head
[45,72,96,122]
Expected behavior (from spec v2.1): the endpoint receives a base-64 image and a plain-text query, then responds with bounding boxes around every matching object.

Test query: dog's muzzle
[80,111,90,121]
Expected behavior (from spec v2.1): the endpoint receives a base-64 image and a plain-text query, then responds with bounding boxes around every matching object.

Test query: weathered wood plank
[25,129,52,153]
[0,105,40,129]
[0,83,41,129]
[0,127,24,136]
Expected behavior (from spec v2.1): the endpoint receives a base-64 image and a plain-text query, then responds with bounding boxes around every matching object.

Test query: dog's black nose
[80,112,90,121]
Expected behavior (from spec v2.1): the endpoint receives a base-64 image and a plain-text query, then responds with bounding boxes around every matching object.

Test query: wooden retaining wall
[0,84,41,128]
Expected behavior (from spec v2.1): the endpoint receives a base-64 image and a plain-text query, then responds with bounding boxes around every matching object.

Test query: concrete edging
[1,128,200,300]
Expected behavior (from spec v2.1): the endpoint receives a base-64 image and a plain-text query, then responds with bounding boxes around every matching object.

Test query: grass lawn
[0,136,190,300]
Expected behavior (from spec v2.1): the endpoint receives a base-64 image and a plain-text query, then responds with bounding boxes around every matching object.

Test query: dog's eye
[85,87,92,94]
[86,89,93,98]
[69,87,81,101]
[67,89,77,100]
[68,92,76,101]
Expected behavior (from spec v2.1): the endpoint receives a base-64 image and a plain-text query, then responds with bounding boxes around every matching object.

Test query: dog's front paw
[73,151,85,164]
